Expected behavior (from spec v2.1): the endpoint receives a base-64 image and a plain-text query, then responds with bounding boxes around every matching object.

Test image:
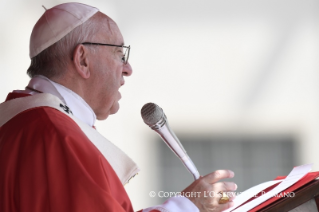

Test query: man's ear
[72,44,90,79]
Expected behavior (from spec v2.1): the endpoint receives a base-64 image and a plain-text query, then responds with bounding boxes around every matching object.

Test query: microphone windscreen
[141,103,163,126]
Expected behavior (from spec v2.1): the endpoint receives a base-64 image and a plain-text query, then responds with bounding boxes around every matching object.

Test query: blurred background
[1,0,318,210]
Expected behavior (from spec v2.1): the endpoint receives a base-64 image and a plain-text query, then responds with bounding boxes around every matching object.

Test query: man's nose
[123,62,133,76]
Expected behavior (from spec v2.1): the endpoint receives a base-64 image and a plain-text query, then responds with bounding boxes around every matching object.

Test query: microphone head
[141,103,164,126]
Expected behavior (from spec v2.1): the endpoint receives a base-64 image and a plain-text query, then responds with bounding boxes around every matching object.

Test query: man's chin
[96,103,120,120]
[109,103,120,115]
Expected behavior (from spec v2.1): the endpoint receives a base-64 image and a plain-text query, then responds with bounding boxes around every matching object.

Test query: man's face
[87,18,132,120]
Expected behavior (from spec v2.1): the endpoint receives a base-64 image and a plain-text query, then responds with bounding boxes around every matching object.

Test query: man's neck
[20,75,97,127]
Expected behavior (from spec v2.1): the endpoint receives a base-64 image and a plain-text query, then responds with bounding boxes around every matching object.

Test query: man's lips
[118,91,122,100]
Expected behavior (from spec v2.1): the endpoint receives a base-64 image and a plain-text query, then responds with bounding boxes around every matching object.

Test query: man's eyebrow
[115,43,125,51]
[113,43,124,48]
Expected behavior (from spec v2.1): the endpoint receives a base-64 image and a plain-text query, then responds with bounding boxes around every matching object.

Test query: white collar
[17,75,96,127]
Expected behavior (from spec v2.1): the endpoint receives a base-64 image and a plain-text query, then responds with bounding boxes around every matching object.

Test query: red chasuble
[0,93,135,212]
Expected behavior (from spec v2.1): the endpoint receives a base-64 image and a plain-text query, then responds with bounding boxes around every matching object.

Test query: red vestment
[0,93,136,212]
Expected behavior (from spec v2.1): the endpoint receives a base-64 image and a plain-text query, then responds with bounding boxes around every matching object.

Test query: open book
[225,164,319,211]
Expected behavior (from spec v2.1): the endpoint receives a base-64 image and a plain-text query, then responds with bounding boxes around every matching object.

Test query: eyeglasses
[81,42,130,64]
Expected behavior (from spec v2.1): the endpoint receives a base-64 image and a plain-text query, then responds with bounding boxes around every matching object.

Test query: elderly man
[0,2,237,212]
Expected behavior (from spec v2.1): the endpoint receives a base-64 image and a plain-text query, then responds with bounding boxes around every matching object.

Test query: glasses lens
[123,48,127,64]
[124,46,130,64]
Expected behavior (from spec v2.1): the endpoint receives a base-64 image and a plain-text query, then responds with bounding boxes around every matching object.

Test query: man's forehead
[98,16,124,44]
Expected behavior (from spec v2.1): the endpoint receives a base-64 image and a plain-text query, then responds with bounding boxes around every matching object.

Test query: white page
[232,164,313,212]
[223,179,283,212]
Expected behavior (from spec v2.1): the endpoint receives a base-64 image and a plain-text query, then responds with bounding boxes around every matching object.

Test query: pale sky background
[1,0,319,210]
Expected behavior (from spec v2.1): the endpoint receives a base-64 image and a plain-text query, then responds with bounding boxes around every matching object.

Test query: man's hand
[182,170,237,212]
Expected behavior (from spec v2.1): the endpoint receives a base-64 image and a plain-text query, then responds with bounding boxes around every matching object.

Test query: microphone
[141,103,200,181]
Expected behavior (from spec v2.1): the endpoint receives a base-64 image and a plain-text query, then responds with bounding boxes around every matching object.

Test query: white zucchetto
[29,2,99,58]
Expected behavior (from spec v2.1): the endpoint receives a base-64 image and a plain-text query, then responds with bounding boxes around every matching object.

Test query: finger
[227,192,236,201]
[211,199,235,211]
[223,201,235,211]
[204,170,235,183]
[215,181,238,191]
